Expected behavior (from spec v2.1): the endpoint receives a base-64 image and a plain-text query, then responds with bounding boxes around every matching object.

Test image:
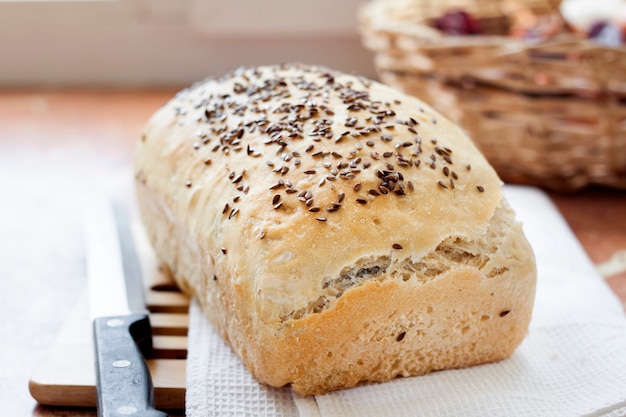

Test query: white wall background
[0,0,376,87]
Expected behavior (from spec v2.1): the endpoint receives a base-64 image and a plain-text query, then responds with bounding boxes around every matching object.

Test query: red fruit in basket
[434,10,482,36]
[588,21,624,46]
[588,21,608,38]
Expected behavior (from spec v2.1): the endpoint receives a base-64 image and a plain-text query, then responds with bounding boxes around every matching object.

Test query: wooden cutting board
[29,221,190,411]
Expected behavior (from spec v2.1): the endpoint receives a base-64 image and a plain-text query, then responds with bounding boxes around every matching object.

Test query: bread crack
[323,256,391,293]
[282,204,517,322]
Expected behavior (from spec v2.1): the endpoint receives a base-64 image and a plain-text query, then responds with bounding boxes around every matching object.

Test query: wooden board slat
[151,312,189,336]
[146,291,190,313]
[153,335,188,359]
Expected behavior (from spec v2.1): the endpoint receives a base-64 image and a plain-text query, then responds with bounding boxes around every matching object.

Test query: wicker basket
[359,0,626,190]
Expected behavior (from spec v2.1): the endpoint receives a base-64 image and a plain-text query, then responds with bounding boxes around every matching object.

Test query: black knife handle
[93,313,169,417]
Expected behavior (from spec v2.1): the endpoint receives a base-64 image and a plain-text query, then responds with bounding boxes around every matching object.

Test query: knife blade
[84,200,168,417]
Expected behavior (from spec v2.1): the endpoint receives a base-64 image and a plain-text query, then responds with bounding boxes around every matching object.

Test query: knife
[84,200,168,417]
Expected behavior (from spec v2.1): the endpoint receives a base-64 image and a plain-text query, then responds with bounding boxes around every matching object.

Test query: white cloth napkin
[185,186,626,417]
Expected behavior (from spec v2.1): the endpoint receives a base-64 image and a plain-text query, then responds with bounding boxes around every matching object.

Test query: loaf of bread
[134,64,536,395]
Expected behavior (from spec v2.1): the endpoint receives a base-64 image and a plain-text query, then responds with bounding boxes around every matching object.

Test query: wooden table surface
[1,90,624,417]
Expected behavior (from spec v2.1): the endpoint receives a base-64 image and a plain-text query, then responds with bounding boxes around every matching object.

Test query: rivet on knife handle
[93,313,168,417]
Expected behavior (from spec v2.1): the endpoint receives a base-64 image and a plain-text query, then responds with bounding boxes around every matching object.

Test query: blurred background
[0,0,374,87]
